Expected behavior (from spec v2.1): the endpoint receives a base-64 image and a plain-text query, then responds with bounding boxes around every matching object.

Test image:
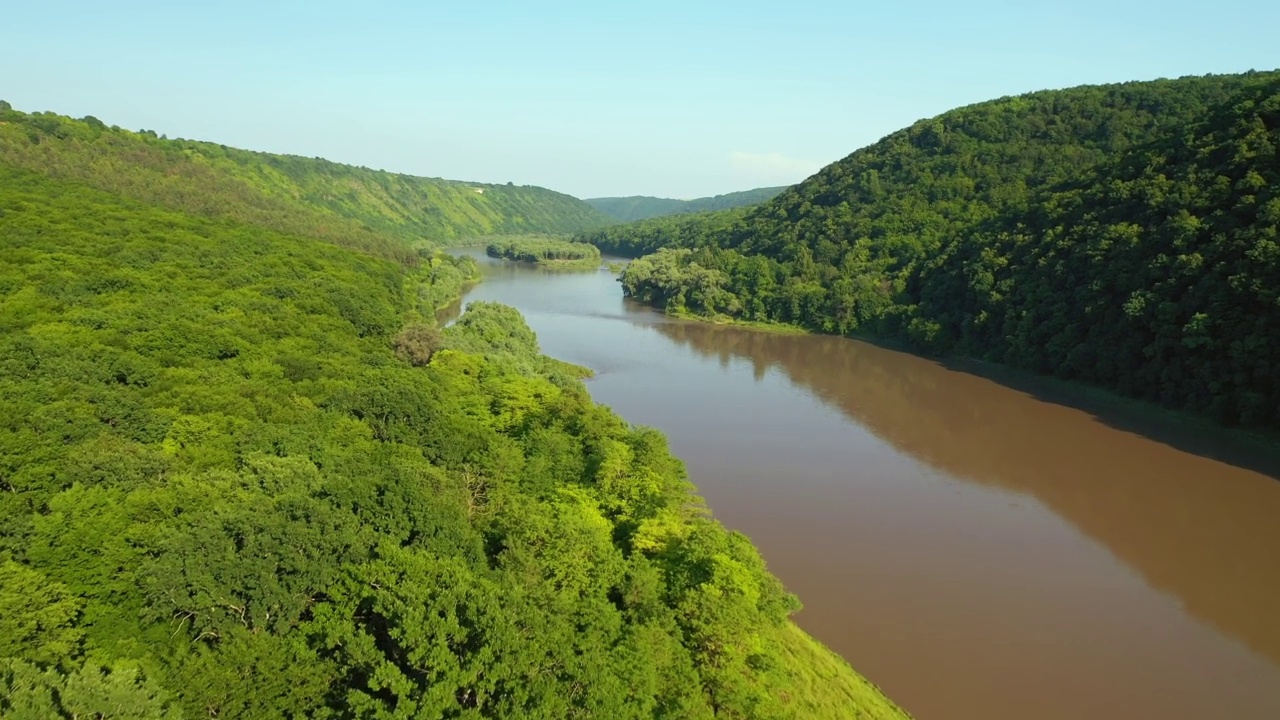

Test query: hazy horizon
[3,1,1278,199]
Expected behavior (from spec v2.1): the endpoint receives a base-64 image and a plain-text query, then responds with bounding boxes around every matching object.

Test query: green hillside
[0,102,612,259]
[579,206,754,258]
[587,186,787,222]
[590,71,1280,427]
[0,151,907,714]
[588,195,688,221]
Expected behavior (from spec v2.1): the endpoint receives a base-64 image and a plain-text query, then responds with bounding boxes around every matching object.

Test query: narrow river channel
[443,249,1280,720]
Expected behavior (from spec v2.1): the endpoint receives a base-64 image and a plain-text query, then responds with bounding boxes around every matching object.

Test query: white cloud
[727,151,821,179]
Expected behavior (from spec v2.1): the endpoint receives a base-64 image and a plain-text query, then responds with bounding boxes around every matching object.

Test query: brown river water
[444,249,1280,720]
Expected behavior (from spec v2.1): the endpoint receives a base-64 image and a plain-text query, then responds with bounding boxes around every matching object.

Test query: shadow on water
[447,250,1280,678]
[646,318,1280,669]
[932,353,1280,481]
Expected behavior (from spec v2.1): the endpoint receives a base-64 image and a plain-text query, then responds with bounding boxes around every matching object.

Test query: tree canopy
[0,152,906,718]
[589,71,1280,427]
[486,235,603,269]
[0,103,613,265]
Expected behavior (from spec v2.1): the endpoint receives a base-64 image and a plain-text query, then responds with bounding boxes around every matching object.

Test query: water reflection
[647,318,1280,668]
[447,249,1280,719]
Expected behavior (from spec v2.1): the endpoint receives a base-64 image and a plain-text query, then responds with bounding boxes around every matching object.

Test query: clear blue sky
[2,1,1277,199]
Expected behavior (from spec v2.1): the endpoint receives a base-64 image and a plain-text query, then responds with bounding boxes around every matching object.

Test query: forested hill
[586,185,787,222]
[0,102,612,255]
[592,70,1280,427]
[0,131,908,714]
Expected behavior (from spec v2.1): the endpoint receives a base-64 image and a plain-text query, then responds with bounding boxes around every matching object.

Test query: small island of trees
[486,235,602,269]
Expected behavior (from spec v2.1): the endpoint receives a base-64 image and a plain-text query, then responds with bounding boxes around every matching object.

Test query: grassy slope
[776,623,909,720]
[0,104,612,257]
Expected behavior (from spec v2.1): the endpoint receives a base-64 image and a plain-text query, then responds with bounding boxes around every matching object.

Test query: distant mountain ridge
[0,103,612,261]
[586,185,787,222]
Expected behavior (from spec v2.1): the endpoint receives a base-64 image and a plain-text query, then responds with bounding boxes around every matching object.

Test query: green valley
[9,4,1280,718]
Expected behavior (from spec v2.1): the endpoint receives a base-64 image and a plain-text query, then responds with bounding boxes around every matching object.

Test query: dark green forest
[586,187,787,223]
[0,104,612,261]
[591,71,1280,427]
[0,135,906,716]
[485,236,603,269]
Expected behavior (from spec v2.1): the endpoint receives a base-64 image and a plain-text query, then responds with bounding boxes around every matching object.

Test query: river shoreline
[631,296,1280,470]
[449,247,1280,720]
[440,252,912,717]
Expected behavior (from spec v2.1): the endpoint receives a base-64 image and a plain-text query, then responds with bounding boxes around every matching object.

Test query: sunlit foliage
[0,163,906,718]
[0,104,612,266]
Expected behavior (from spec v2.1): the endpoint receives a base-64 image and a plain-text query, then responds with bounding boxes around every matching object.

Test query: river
[442,249,1280,720]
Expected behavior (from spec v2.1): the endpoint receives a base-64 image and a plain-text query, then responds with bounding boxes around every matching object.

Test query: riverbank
[448,249,1280,719]
[485,235,602,269]
[643,300,1280,468]
[939,353,1280,477]
[664,307,809,335]
[534,257,604,270]
[455,251,913,718]
[777,622,914,720]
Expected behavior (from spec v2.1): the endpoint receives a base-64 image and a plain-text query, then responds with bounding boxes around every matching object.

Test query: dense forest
[586,187,787,222]
[0,103,612,260]
[0,137,907,715]
[584,208,753,259]
[485,236,603,269]
[592,71,1280,427]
